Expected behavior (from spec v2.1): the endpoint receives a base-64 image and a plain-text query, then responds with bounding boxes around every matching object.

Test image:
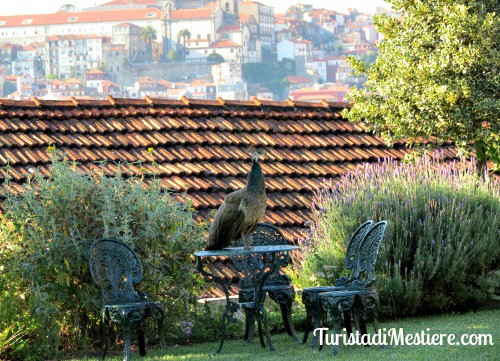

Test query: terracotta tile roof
[86,69,105,75]
[289,38,314,44]
[101,0,157,5]
[0,96,457,236]
[238,13,251,23]
[286,76,313,84]
[0,8,161,27]
[210,40,240,48]
[0,97,457,296]
[218,24,241,33]
[169,8,214,20]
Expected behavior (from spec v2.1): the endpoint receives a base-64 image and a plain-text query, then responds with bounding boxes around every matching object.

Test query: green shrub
[0,153,206,359]
[296,153,500,318]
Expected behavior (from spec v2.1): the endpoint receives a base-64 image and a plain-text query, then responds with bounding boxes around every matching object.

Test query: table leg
[253,260,276,352]
[260,305,275,351]
[196,257,238,355]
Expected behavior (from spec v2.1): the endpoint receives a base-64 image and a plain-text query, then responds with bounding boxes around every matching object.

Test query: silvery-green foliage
[0,154,206,359]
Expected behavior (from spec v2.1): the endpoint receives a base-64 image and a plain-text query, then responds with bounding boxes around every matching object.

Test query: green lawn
[72,308,499,360]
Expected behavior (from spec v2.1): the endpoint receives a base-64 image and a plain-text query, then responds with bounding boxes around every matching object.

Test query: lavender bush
[297,153,499,317]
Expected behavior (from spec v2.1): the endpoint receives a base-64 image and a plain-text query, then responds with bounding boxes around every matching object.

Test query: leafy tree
[177,29,191,60]
[142,25,158,62]
[167,50,182,62]
[345,0,499,172]
[207,52,224,63]
[242,59,296,100]
[2,82,16,97]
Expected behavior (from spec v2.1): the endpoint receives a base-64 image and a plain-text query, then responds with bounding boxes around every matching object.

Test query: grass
[69,308,499,360]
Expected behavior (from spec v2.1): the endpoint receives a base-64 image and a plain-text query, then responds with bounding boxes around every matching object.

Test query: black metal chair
[320,221,388,355]
[234,223,299,343]
[89,238,165,361]
[301,220,374,348]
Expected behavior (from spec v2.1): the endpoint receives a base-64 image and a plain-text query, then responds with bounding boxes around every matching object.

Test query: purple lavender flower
[181,321,194,337]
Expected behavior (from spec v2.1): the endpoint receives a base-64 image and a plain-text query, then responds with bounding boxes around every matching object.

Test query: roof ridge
[0,97,350,111]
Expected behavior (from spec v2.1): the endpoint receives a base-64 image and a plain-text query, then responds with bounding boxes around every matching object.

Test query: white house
[186,79,217,100]
[85,68,106,89]
[44,34,107,79]
[362,25,378,44]
[0,8,163,45]
[277,38,313,62]
[212,62,247,100]
[306,59,327,83]
[208,40,242,62]
[165,7,224,55]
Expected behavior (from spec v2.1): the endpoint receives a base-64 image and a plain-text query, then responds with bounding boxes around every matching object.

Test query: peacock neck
[247,160,265,193]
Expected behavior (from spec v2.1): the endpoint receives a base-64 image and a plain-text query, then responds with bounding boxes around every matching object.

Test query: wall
[108,61,213,86]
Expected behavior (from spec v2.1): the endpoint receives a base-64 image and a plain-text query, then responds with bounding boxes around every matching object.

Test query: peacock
[207,149,267,250]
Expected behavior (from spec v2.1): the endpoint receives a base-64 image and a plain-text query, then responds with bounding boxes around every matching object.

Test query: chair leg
[101,309,109,361]
[321,295,355,355]
[302,305,312,344]
[150,303,165,350]
[311,303,323,349]
[244,307,256,344]
[123,325,132,361]
[343,310,354,336]
[137,322,146,356]
[257,316,266,348]
[268,289,298,341]
[280,302,298,341]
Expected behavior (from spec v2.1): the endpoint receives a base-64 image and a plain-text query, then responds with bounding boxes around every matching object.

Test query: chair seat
[104,301,159,309]
[303,285,345,293]
[320,288,377,298]
[240,283,294,293]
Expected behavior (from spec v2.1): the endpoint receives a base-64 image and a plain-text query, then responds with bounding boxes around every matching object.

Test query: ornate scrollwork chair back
[234,223,291,287]
[234,223,299,342]
[89,238,164,361]
[90,239,144,304]
[301,220,374,348]
[318,221,389,355]
[346,221,387,290]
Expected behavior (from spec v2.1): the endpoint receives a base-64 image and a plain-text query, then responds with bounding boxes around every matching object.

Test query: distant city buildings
[0,1,397,101]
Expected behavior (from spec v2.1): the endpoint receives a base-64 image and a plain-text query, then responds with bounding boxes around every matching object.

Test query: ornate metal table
[194,245,299,354]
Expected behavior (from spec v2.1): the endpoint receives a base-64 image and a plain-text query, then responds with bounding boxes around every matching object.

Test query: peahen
[207,149,267,250]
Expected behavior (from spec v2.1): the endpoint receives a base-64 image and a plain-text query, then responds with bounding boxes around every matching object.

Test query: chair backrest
[234,223,292,288]
[334,220,373,287]
[348,221,388,290]
[344,220,374,269]
[89,238,143,304]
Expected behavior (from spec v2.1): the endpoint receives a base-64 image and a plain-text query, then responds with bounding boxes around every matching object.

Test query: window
[197,34,201,39]
[146,12,156,18]
[0,21,5,25]
[22,19,33,24]
[67,17,78,22]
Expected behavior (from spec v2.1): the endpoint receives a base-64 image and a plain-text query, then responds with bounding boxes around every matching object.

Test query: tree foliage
[142,25,158,62]
[2,82,16,97]
[167,50,182,61]
[0,154,206,359]
[345,1,499,170]
[242,59,296,100]
[207,52,224,63]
